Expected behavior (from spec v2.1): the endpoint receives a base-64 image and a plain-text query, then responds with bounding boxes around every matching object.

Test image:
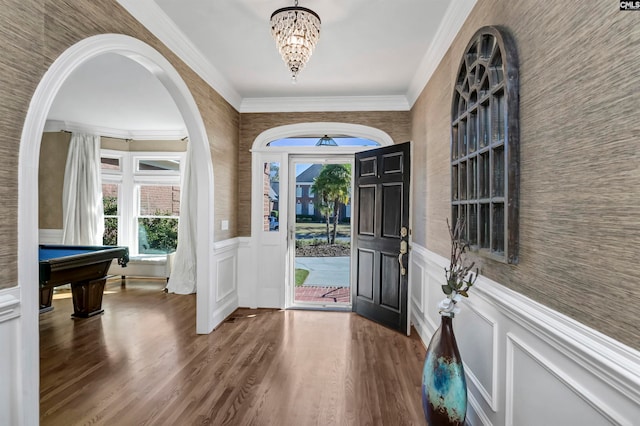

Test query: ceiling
[46,0,476,138]
[47,53,186,139]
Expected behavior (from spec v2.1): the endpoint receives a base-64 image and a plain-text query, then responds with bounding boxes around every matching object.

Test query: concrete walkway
[295,256,350,287]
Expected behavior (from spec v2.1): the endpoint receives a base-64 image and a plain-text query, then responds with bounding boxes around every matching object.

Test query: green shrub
[103,217,118,246]
[139,215,178,254]
[103,196,118,245]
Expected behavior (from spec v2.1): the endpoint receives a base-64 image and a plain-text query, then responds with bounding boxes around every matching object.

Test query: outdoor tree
[311,164,351,244]
[270,163,280,182]
[102,193,178,252]
[140,210,178,253]
[103,196,118,246]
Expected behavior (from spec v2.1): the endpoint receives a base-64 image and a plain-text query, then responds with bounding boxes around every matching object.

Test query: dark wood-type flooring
[40,278,427,425]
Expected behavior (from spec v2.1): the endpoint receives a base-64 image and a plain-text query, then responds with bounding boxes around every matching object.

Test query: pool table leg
[70,277,107,318]
[39,287,54,313]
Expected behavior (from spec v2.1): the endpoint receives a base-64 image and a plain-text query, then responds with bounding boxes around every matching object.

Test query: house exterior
[1,1,639,425]
[277,163,351,222]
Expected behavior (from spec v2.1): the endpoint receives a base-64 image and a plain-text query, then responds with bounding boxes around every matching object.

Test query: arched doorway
[18,34,215,421]
[248,123,393,310]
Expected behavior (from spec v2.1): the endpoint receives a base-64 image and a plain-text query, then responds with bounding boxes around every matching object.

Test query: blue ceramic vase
[421,315,467,425]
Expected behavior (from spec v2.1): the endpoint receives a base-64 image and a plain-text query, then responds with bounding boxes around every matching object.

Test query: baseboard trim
[211,294,239,331]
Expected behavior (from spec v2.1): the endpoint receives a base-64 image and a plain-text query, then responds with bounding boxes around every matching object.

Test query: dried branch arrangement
[439,217,478,316]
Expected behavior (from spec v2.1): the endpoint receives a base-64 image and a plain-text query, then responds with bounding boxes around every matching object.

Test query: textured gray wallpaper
[238,111,411,236]
[0,0,240,290]
[411,0,640,349]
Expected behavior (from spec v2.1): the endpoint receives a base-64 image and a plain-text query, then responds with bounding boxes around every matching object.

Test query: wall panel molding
[38,228,63,244]
[478,274,640,408]
[506,333,629,426]
[211,237,240,328]
[409,253,425,314]
[409,243,640,425]
[214,239,238,302]
[236,237,256,308]
[467,390,492,426]
[0,288,20,324]
[0,287,20,426]
[458,302,498,412]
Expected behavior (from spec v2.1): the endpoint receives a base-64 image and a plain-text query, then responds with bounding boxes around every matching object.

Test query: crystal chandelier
[270,0,321,82]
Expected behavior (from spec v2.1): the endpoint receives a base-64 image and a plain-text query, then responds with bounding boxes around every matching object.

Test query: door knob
[398,240,407,276]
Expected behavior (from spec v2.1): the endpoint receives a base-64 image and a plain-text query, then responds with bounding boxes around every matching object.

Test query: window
[136,158,180,173]
[102,183,119,246]
[263,162,280,232]
[101,156,121,172]
[101,150,184,256]
[137,185,180,254]
[296,185,302,198]
[451,26,519,264]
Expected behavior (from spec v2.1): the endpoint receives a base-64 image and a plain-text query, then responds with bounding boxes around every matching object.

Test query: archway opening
[248,123,393,311]
[18,34,215,422]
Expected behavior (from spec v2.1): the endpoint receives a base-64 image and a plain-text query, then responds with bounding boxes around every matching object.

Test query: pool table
[39,245,129,318]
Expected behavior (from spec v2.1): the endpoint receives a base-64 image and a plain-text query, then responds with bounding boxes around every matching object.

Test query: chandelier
[316,135,337,146]
[270,0,321,81]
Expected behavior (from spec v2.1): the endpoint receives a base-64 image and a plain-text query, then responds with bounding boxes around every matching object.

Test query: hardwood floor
[40,278,427,425]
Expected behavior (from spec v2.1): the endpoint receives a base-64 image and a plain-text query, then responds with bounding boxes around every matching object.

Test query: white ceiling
[155,0,449,99]
[47,53,187,139]
[47,0,476,137]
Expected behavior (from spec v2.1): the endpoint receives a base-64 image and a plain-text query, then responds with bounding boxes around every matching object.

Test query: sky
[268,137,378,147]
[267,137,375,178]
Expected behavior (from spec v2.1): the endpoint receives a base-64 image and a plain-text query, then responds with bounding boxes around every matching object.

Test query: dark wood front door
[353,142,410,333]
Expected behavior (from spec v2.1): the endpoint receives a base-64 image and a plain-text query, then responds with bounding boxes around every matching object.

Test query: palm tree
[311,164,351,244]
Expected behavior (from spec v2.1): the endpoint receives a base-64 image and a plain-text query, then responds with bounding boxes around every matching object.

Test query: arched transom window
[451,26,520,264]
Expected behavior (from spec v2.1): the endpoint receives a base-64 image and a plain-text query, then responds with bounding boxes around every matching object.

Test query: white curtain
[61,133,104,246]
[165,140,197,294]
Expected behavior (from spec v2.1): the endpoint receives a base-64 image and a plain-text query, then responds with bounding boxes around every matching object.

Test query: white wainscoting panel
[209,238,239,330]
[238,234,286,309]
[408,244,640,426]
[506,334,626,426]
[425,256,445,331]
[257,240,285,308]
[409,257,424,314]
[455,303,498,411]
[0,289,21,324]
[0,287,20,426]
[215,247,237,302]
[39,228,63,244]
[236,237,256,308]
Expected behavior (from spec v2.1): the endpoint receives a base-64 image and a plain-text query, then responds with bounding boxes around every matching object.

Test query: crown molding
[117,0,473,113]
[116,0,242,110]
[44,120,187,140]
[239,95,410,113]
[406,0,478,107]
